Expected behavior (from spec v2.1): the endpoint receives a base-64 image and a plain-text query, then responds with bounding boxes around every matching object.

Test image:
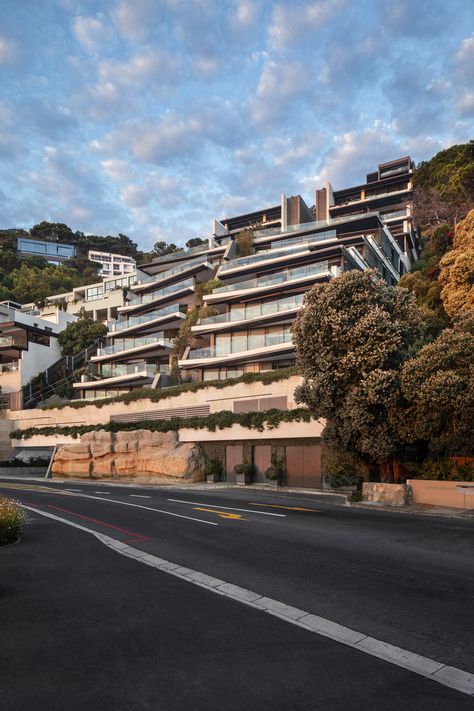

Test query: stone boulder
[51,429,205,483]
[362,482,410,507]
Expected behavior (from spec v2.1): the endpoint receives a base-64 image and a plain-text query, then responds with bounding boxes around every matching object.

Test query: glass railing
[96,334,172,356]
[187,331,293,360]
[219,235,336,273]
[380,209,408,221]
[95,362,157,379]
[137,256,209,285]
[253,212,378,240]
[126,278,194,307]
[198,294,304,326]
[213,261,330,294]
[112,304,185,332]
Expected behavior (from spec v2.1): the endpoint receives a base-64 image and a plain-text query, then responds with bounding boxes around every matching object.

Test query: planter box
[236,472,252,485]
[206,473,221,484]
[407,479,474,510]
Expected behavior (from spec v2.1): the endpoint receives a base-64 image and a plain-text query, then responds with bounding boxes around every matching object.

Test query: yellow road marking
[193,507,245,520]
[250,503,320,512]
[0,483,75,495]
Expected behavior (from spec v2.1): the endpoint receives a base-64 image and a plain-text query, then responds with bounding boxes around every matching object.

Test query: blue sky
[0,0,473,250]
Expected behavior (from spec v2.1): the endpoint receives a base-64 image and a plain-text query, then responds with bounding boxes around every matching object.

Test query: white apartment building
[88,250,136,277]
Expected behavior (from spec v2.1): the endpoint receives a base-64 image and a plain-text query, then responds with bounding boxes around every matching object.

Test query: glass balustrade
[213,261,330,294]
[219,236,335,273]
[253,212,379,239]
[187,331,293,360]
[0,337,15,347]
[126,278,194,307]
[138,256,209,284]
[199,294,304,325]
[94,362,157,379]
[0,362,19,373]
[96,334,172,356]
[112,304,184,332]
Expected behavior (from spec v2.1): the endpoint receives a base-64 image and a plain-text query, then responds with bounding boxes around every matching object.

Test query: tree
[186,237,206,249]
[292,270,426,477]
[152,240,181,256]
[400,323,474,457]
[438,208,474,318]
[235,229,254,257]
[58,315,107,356]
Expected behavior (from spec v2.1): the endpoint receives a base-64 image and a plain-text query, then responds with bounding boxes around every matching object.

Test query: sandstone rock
[362,482,409,507]
[50,428,204,482]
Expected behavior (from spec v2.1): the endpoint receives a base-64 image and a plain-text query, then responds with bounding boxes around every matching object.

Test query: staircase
[21,339,101,409]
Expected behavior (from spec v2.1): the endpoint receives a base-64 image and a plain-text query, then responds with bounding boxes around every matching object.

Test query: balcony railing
[198,294,304,326]
[111,304,185,332]
[253,212,379,240]
[126,277,194,307]
[0,361,19,373]
[138,256,209,285]
[186,331,293,360]
[0,336,24,348]
[213,261,331,294]
[94,362,157,379]
[96,334,172,357]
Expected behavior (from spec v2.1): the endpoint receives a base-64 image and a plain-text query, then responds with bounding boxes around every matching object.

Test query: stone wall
[51,429,205,483]
[362,482,410,507]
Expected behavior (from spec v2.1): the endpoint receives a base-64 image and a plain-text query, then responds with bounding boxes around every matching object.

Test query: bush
[324,472,363,488]
[264,452,285,483]
[0,455,50,467]
[234,460,254,479]
[204,458,223,481]
[0,496,26,545]
[410,459,474,482]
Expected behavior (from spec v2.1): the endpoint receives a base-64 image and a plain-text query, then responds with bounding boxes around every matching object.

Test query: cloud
[268,0,345,49]
[112,0,164,41]
[72,14,113,52]
[248,59,312,124]
[0,35,17,65]
[456,93,474,117]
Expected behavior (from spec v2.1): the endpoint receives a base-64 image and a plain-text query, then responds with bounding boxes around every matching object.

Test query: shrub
[0,455,50,467]
[324,472,363,488]
[234,460,254,479]
[410,459,474,482]
[264,451,285,483]
[204,458,223,480]
[0,497,26,545]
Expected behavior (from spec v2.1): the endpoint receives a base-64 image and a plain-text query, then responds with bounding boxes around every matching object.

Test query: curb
[348,501,474,520]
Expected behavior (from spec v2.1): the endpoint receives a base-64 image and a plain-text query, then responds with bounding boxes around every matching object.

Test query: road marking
[64,489,82,493]
[95,491,110,494]
[77,493,219,526]
[46,504,150,542]
[130,495,152,499]
[193,507,244,521]
[22,504,474,699]
[167,498,286,517]
[250,503,320,512]
[0,483,75,495]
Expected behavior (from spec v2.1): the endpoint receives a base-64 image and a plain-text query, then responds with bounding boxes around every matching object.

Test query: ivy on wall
[11,407,313,440]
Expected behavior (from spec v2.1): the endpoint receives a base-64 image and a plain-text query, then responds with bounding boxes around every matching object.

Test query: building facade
[88,250,136,278]
[17,236,76,263]
[73,156,417,401]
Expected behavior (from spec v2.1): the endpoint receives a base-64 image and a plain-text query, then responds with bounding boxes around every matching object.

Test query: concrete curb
[349,501,474,520]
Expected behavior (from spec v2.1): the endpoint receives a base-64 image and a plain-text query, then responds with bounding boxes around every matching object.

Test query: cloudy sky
[0,0,473,249]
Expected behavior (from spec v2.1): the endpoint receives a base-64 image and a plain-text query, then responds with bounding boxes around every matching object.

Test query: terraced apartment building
[73,157,418,400]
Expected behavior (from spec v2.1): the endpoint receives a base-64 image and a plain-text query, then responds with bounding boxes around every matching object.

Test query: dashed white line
[130,495,152,499]
[167,498,286,517]
[64,489,81,493]
[23,504,474,699]
[95,491,110,494]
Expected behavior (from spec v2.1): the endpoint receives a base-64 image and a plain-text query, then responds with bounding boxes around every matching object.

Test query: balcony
[74,362,158,390]
[131,257,211,292]
[194,294,304,333]
[181,331,293,368]
[121,277,195,312]
[93,333,173,361]
[252,212,379,240]
[0,336,26,351]
[109,304,186,336]
[0,361,19,373]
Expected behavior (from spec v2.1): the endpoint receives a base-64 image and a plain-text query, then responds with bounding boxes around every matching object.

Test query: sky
[0,0,473,250]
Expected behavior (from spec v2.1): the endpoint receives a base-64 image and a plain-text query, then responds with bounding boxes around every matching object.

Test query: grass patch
[0,496,26,545]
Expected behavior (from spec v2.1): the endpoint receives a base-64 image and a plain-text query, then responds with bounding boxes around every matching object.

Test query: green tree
[186,237,206,249]
[235,230,254,257]
[292,270,426,478]
[58,315,107,356]
[152,240,181,256]
[400,322,474,457]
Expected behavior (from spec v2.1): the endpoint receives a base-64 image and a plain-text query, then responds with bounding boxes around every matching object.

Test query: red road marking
[46,503,150,542]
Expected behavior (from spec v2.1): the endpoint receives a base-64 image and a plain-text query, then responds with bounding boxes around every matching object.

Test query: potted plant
[204,458,223,484]
[264,453,285,488]
[234,459,254,485]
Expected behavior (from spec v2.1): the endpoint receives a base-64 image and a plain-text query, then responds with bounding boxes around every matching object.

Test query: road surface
[1,478,473,710]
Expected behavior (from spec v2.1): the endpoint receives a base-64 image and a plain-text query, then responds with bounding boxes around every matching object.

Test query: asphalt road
[1,478,473,710]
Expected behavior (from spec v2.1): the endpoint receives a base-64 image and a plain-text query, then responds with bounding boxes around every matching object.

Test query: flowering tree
[292,270,426,479]
[439,209,474,318]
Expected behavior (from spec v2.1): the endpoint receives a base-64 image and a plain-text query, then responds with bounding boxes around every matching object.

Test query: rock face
[362,482,410,507]
[51,429,205,483]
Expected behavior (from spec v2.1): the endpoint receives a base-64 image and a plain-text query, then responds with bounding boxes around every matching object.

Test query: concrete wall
[407,479,474,510]
[20,338,63,386]
[6,375,303,431]
[0,418,13,460]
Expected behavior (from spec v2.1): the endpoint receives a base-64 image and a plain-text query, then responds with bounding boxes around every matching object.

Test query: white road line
[22,504,474,699]
[130,495,152,499]
[64,489,81,493]
[95,491,110,494]
[67,492,218,526]
[167,498,286,517]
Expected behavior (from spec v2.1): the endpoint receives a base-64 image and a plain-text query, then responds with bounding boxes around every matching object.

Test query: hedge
[10,407,314,441]
[41,366,300,411]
